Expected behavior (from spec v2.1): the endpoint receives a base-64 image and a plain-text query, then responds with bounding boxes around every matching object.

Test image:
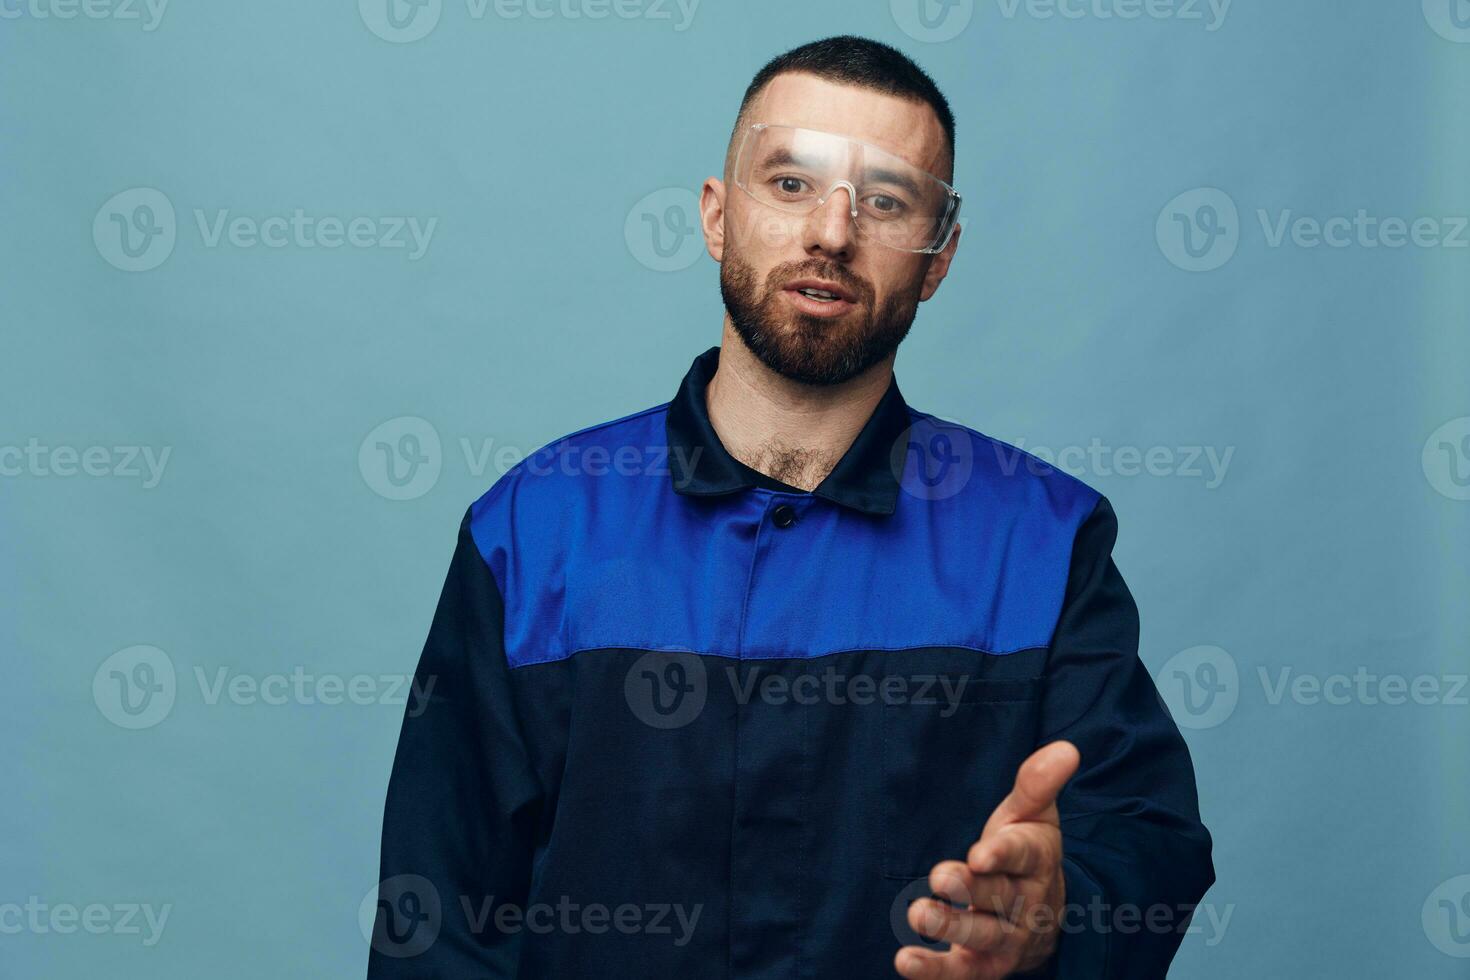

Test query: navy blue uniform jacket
[367,345,1214,978]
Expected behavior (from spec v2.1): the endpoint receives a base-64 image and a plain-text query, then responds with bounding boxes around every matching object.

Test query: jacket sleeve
[366,505,543,978]
[1033,494,1215,979]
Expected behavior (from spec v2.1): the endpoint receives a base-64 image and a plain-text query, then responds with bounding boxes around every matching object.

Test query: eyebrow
[757,148,926,197]
[862,166,922,197]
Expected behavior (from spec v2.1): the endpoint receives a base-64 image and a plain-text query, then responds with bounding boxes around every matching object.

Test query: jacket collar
[665,345,911,516]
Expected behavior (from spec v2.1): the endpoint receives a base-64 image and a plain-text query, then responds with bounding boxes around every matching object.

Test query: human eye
[862,191,909,218]
[770,175,814,198]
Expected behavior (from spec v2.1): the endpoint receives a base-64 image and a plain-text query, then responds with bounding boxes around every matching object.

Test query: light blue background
[2,1,1467,976]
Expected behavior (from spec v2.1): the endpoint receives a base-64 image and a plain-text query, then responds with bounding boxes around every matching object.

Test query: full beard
[719,250,923,387]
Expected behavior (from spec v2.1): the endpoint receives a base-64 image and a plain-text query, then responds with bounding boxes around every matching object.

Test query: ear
[918,222,962,302]
[699,177,727,263]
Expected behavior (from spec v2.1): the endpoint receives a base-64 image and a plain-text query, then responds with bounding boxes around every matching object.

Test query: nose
[802,180,857,259]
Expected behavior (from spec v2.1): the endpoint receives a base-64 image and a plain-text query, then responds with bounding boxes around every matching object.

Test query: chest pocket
[880,676,1044,880]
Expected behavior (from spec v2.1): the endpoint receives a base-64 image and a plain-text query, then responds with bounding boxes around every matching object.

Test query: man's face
[701,72,961,386]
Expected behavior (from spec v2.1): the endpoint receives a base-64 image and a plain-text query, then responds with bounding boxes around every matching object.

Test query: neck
[705,318,894,491]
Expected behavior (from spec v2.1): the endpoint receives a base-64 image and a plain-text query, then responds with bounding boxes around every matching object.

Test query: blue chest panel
[469,404,1099,668]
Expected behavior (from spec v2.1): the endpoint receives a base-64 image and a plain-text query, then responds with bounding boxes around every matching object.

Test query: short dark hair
[729,35,955,178]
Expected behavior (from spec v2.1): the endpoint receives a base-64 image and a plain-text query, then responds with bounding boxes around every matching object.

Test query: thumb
[984,740,1080,832]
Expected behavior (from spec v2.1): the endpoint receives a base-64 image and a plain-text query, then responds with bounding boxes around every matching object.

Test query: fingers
[902,861,1032,952]
[967,824,1060,878]
[896,853,1060,979]
[981,740,1080,834]
[894,944,1003,980]
[928,860,1022,919]
[894,945,949,979]
[907,897,1010,954]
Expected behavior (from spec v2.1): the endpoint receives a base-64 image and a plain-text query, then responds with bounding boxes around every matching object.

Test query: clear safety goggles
[731,123,962,254]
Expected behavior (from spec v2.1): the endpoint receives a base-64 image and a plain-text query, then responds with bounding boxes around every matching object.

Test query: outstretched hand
[894,740,1080,979]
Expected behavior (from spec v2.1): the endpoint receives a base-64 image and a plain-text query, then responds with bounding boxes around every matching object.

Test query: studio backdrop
[2,1,1467,977]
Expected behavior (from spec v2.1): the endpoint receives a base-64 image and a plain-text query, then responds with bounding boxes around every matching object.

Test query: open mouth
[781,277,859,317]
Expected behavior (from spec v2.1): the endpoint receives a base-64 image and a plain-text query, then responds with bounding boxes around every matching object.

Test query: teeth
[799,288,838,301]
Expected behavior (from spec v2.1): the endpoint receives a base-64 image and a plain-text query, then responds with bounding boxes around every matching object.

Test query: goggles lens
[732,123,961,254]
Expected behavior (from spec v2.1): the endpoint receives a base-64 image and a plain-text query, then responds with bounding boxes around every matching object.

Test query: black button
[771,503,797,528]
